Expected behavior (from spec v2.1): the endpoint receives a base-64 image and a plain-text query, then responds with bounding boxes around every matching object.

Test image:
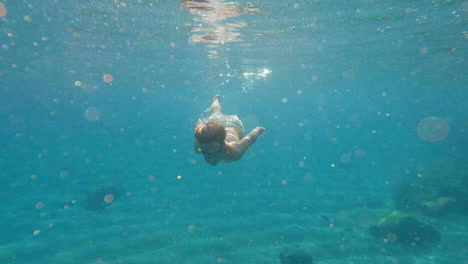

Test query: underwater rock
[369,210,440,248]
[436,186,468,216]
[421,197,457,215]
[84,184,124,211]
[395,183,467,216]
[279,249,314,264]
[394,184,432,213]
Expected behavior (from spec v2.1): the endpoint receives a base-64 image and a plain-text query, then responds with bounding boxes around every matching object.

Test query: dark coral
[394,181,467,217]
[369,211,440,248]
[279,249,314,264]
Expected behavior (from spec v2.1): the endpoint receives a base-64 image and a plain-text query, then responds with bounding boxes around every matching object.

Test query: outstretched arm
[228,127,265,161]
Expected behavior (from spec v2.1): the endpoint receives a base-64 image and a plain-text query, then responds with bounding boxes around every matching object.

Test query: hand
[254,127,265,136]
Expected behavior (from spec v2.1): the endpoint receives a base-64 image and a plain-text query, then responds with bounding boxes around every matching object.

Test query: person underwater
[194,95,265,166]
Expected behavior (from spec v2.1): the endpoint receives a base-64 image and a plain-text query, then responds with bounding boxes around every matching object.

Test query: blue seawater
[0,0,466,263]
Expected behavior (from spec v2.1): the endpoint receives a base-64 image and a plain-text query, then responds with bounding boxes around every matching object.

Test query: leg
[210,94,222,114]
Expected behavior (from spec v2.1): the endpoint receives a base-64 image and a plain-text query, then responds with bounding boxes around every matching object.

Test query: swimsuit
[199,112,245,134]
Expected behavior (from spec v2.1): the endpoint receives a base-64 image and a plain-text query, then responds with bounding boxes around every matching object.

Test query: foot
[254,127,265,136]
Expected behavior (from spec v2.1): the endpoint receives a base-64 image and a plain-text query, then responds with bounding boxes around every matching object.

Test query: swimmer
[194,95,265,166]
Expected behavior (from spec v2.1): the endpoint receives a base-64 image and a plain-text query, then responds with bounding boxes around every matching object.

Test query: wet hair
[195,122,226,144]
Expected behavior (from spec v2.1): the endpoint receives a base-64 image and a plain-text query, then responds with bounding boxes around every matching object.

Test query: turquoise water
[1,0,467,263]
